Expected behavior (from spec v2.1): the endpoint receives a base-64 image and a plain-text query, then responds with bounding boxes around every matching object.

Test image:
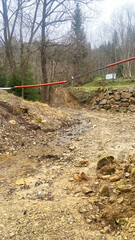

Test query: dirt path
[0,108,135,240]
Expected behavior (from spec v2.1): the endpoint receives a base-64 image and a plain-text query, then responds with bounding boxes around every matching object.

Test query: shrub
[0,66,7,87]
[7,65,40,101]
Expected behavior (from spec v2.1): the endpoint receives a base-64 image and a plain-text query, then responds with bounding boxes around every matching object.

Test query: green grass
[80,77,135,90]
[80,85,100,90]
[82,83,135,90]
[68,76,135,104]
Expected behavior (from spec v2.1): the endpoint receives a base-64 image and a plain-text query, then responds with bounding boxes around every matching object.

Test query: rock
[99,99,107,105]
[9,233,15,238]
[121,93,132,99]
[20,106,28,114]
[101,175,111,180]
[74,160,89,167]
[76,136,83,141]
[74,186,81,194]
[129,97,135,104]
[73,172,89,181]
[69,145,76,151]
[35,180,43,187]
[117,184,132,192]
[41,119,47,124]
[16,178,26,186]
[9,120,17,125]
[79,172,90,181]
[86,218,92,224]
[129,105,135,112]
[82,186,93,194]
[108,90,114,95]
[78,206,88,213]
[109,195,117,203]
[115,179,126,188]
[131,168,135,178]
[118,196,124,204]
[109,99,115,104]
[99,185,110,197]
[110,175,121,182]
[68,177,74,182]
[125,172,130,178]
[124,164,132,173]
[129,87,134,93]
[73,173,80,181]
[121,98,128,102]
[102,226,110,233]
[104,105,111,110]
[100,164,115,175]
[121,102,129,107]
[114,93,121,101]
[97,155,114,170]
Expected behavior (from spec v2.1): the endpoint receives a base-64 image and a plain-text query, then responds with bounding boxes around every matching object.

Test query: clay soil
[0,91,135,240]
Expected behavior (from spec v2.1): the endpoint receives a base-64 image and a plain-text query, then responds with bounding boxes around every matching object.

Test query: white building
[106,73,116,80]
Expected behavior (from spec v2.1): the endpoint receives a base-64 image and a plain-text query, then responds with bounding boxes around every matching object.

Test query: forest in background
[0,0,135,102]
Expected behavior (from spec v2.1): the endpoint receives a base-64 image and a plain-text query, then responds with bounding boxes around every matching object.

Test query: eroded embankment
[51,86,135,113]
[0,90,72,155]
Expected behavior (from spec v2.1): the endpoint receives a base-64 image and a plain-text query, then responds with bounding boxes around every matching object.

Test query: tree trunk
[41,0,48,103]
[20,0,24,98]
[2,0,16,73]
[41,42,48,102]
[5,41,16,73]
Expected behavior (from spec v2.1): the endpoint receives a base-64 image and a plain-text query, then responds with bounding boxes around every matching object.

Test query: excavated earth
[0,90,135,240]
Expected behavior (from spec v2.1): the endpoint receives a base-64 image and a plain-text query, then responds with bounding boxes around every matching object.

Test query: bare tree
[40,0,99,102]
[0,0,100,101]
[0,0,22,72]
[110,3,135,78]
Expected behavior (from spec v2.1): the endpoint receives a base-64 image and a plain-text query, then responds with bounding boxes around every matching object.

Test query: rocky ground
[0,90,135,240]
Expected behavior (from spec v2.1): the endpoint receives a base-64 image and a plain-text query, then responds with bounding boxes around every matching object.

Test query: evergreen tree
[7,65,40,101]
[0,66,7,87]
[71,3,88,81]
[72,4,83,40]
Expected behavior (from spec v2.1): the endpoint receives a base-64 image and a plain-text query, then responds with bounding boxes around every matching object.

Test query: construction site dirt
[0,90,135,240]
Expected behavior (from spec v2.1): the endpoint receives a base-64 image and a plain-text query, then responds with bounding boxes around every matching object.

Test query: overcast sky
[88,0,135,47]
[97,0,135,22]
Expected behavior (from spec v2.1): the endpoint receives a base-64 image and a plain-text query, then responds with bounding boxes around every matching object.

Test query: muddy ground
[0,91,135,240]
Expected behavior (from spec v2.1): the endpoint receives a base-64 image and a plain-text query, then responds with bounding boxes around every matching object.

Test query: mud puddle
[58,118,90,141]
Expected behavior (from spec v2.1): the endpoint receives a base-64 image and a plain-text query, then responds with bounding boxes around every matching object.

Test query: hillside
[0,90,71,155]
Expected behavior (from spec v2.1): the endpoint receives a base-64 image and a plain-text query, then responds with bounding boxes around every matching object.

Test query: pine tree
[72,4,83,40]
[71,4,88,81]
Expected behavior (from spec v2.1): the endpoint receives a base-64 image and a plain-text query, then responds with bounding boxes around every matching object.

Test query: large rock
[121,92,132,99]
[97,155,115,170]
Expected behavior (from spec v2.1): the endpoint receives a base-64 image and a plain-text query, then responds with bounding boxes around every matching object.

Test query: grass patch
[79,77,135,89]
[68,76,135,104]
[68,86,101,104]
